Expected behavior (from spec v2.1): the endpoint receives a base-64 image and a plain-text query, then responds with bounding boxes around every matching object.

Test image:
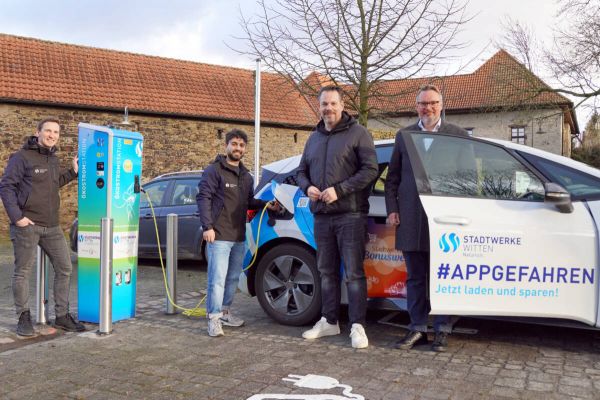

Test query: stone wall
[0,103,314,239]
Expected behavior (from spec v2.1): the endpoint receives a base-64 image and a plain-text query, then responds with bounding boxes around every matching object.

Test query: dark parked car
[70,170,205,260]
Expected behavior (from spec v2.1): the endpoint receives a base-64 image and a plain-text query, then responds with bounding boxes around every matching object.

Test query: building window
[511,126,526,144]
[465,127,474,136]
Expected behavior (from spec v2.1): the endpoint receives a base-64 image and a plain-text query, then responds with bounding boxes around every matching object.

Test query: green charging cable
[143,191,272,317]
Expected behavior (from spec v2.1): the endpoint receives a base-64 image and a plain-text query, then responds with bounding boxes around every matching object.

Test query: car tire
[255,244,321,326]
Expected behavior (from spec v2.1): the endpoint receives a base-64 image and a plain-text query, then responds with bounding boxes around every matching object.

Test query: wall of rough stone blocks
[0,103,313,239]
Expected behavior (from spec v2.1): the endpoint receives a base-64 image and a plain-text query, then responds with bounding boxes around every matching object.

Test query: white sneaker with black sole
[302,317,340,339]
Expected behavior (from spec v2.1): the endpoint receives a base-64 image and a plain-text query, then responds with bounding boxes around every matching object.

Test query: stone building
[0,34,579,239]
[0,34,318,237]
[366,50,579,155]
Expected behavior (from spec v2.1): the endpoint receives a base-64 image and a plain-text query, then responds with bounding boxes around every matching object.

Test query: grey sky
[0,0,558,70]
[1,0,576,120]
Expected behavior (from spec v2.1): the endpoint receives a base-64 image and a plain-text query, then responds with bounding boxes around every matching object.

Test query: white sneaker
[350,323,368,349]
[302,317,340,339]
[207,317,224,337]
[220,311,244,327]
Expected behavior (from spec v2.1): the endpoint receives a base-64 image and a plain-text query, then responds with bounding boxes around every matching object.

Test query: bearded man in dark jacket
[0,118,85,336]
[197,129,278,337]
[296,85,378,349]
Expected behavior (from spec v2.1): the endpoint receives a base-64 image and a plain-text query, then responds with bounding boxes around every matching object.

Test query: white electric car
[241,132,600,328]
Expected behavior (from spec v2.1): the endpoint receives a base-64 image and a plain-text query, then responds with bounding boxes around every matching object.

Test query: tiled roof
[363,50,572,115]
[0,34,573,128]
[0,34,318,127]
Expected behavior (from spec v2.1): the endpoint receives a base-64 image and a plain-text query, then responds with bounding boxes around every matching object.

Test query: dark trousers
[403,251,451,333]
[10,224,73,317]
[314,213,368,325]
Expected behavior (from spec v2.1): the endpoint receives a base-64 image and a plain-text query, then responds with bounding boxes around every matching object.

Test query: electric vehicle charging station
[76,123,144,323]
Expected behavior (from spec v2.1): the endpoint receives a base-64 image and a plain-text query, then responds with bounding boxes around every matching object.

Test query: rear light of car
[247,209,258,222]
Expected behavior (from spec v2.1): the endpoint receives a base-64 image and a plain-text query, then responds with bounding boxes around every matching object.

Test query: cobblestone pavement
[1,242,600,399]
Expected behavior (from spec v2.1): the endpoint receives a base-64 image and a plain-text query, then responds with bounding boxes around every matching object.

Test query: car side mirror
[544,182,573,213]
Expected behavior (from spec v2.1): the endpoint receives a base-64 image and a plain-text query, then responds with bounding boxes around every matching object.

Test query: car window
[518,152,600,199]
[169,179,200,206]
[372,164,388,195]
[139,181,170,208]
[410,133,545,201]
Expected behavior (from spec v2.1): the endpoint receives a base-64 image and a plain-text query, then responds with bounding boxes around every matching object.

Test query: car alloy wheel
[255,244,320,326]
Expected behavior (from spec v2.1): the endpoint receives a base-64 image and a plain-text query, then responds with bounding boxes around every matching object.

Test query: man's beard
[421,114,439,126]
[227,151,243,162]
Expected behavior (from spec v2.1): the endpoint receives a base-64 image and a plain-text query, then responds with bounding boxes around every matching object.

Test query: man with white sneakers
[296,86,378,349]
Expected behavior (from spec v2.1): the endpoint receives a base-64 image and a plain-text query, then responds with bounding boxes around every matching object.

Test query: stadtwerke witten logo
[439,233,460,253]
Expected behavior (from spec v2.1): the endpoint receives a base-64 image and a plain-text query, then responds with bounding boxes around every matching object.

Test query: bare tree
[235,0,470,126]
[546,0,600,103]
[499,0,600,110]
[496,16,538,72]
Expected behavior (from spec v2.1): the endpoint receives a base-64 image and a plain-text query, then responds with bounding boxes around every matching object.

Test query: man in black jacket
[385,85,468,352]
[297,86,378,349]
[197,129,277,337]
[0,118,85,336]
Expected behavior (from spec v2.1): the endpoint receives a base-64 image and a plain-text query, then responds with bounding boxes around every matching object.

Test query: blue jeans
[206,240,246,317]
[403,251,451,333]
[314,213,368,326]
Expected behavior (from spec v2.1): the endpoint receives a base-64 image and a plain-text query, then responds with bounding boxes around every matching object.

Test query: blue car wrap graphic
[243,183,315,270]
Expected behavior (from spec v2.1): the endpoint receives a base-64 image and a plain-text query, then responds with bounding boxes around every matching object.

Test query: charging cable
[144,190,207,317]
[143,192,275,316]
[242,201,272,272]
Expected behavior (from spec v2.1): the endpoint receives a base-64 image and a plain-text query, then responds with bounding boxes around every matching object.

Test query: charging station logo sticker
[113,232,139,259]
[77,232,101,258]
[247,374,364,400]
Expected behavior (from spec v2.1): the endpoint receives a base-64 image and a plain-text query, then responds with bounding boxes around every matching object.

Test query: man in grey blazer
[384,84,468,352]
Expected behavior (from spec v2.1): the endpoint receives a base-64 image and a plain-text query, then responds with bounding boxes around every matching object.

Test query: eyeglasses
[417,101,440,108]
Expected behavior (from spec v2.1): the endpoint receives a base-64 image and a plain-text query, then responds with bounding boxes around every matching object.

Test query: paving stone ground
[1,242,600,399]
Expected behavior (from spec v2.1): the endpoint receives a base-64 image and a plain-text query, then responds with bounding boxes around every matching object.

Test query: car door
[516,151,600,326]
[163,178,203,259]
[138,179,171,257]
[402,131,598,326]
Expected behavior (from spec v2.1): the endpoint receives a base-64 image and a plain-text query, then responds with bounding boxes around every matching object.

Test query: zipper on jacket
[322,135,331,190]
[47,154,52,226]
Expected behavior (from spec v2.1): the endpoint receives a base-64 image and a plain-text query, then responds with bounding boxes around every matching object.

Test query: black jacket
[384,121,469,251]
[196,155,265,241]
[0,136,77,227]
[296,112,378,215]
